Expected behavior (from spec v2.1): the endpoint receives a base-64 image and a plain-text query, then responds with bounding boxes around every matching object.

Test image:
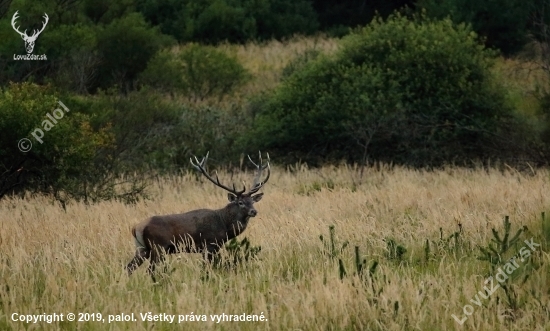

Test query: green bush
[73,88,181,171]
[141,44,249,101]
[140,44,249,101]
[179,44,249,101]
[138,49,184,97]
[244,14,514,166]
[136,103,251,171]
[0,83,121,203]
[95,13,173,92]
[70,87,248,173]
[42,24,100,94]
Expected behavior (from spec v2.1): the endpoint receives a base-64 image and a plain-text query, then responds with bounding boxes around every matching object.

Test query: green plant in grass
[478,216,524,267]
[434,223,466,257]
[384,238,407,261]
[353,246,378,279]
[477,216,526,316]
[319,225,349,260]
[213,237,261,269]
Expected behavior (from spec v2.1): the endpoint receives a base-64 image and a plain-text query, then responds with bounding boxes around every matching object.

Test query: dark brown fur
[127,151,270,280]
[126,193,263,279]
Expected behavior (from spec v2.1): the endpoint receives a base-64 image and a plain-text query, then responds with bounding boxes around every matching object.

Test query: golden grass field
[1,164,550,330]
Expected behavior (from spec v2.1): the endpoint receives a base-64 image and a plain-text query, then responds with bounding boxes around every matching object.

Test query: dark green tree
[418,0,532,55]
[95,13,173,92]
[312,0,415,35]
[136,0,318,43]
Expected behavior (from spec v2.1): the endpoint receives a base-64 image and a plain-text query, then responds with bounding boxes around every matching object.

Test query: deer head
[11,11,49,54]
[190,151,270,218]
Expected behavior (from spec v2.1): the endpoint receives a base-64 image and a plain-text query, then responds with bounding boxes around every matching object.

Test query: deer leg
[204,244,221,264]
[147,246,166,281]
[126,247,150,276]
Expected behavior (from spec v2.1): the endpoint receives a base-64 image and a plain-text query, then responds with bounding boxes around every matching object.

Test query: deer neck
[218,205,250,238]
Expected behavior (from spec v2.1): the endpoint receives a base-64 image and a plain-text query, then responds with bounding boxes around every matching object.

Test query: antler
[30,13,49,39]
[247,151,270,195]
[190,152,246,196]
[11,11,27,38]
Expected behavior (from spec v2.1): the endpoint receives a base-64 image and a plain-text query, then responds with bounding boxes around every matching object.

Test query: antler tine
[248,151,271,194]
[33,13,49,37]
[190,152,245,196]
[29,13,49,38]
[247,151,261,168]
[11,11,26,37]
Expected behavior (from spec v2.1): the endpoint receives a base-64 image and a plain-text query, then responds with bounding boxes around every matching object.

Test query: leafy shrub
[119,104,232,172]
[213,237,262,269]
[244,14,514,166]
[42,24,101,94]
[74,87,249,172]
[138,49,184,97]
[73,88,181,172]
[179,44,249,101]
[141,44,249,101]
[0,83,126,204]
[95,13,173,92]
[159,104,251,169]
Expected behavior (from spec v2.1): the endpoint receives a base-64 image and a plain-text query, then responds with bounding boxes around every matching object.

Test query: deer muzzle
[248,209,257,217]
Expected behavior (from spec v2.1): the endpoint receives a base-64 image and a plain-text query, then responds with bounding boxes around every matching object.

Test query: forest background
[0,0,549,203]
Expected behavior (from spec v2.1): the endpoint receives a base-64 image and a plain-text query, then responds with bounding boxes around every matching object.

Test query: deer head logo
[11,11,49,54]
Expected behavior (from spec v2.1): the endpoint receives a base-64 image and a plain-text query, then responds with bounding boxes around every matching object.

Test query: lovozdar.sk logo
[11,10,48,61]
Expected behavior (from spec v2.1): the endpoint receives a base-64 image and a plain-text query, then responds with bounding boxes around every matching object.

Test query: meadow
[1,163,549,330]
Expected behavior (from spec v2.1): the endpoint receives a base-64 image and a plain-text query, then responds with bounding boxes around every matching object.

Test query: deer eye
[238,201,245,207]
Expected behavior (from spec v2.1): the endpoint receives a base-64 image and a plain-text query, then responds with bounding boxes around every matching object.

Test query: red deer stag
[126,152,270,279]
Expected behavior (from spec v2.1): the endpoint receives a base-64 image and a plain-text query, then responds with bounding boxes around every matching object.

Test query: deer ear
[252,193,263,202]
[228,193,237,202]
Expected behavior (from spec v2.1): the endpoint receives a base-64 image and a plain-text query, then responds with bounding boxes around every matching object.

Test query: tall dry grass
[493,57,548,117]
[220,35,339,95]
[171,35,340,108]
[1,165,549,330]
